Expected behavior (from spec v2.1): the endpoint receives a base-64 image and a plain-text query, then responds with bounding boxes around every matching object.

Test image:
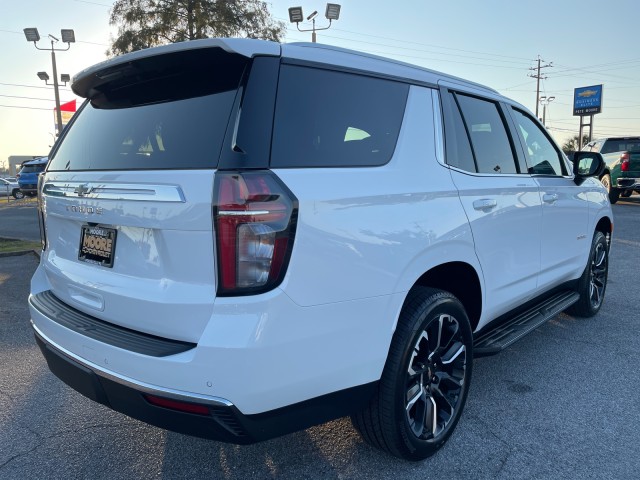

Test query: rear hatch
[39,40,276,343]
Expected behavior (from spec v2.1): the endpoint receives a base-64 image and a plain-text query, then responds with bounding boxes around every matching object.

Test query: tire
[621,190,632,198]
[566,231,608,317]
[12,189,24,199]
[351,288,473,461]
[600,174,619,204]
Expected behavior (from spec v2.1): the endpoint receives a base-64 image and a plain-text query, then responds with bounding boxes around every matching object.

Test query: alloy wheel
[405,313,467,440]
[589,241,607,309]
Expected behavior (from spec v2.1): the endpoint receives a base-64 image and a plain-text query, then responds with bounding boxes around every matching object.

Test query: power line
[0,94,55,101]
[0,82,72,92]
[0,104,51,111]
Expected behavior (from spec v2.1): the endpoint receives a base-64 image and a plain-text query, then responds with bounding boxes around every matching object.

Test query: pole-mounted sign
[573,84,603,116]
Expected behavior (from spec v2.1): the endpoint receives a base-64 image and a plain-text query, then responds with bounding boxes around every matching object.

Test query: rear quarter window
[270,65,409,168]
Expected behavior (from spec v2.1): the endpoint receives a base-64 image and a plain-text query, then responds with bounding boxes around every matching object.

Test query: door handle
[473,199,497,211]
[543,193,559,204]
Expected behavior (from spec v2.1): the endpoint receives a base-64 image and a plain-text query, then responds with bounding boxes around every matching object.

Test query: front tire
[600,174,619,204]
[351,288,473,461]
[566,231,608,317]
[12,189,24,199]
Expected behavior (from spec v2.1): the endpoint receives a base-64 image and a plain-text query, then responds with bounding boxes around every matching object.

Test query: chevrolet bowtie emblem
[74,184,92,197]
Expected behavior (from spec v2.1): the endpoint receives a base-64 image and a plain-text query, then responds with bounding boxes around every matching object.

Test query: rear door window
[454,93,518,174]
[271,65,409,168]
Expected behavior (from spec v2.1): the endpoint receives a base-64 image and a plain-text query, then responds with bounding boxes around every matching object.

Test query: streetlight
[539,95,555,126]
[24,27,75,136]
[288,3,341,43]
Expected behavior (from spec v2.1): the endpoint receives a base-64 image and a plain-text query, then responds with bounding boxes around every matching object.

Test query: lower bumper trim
[34,328,377,444]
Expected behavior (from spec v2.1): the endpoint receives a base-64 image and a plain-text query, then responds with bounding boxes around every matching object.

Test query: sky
[1,0,639,170]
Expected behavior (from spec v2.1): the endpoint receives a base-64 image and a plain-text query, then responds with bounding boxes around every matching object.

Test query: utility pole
[528,56,553,118]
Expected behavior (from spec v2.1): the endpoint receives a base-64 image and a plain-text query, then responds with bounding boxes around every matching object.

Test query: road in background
[0,201,638,479]
[0,200,39,241]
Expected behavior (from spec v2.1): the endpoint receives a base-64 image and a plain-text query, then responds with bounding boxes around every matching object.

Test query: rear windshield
[20,164,46,174]
[601,138,640,154]
[271,65,409,168]
[48,49,246,171]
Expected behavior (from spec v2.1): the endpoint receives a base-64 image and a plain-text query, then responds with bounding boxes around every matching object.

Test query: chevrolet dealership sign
[573,85,603,116]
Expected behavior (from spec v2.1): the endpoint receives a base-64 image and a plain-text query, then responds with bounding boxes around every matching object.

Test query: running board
[473,290,579,357]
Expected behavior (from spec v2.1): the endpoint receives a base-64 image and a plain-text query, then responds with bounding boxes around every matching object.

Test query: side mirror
[573,151,605,185]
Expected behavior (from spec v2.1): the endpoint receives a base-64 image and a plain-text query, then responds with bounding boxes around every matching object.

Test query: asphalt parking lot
[1,198,639,479]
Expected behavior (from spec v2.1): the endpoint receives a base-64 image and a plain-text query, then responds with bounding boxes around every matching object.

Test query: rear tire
[351,288,473,461]
[566,231,608,317]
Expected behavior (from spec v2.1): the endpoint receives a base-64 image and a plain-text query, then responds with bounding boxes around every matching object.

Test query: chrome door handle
[472,199,497,211]
[543,193,558,204]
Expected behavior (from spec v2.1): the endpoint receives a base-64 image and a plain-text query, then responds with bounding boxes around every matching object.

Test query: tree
[562,134,590,154]
[109,0,286,56]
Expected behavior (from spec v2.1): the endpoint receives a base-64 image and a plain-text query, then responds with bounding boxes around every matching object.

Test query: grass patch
[0,238,41,254]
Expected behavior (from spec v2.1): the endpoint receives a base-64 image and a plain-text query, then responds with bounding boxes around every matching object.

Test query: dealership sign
[573,85,603,116]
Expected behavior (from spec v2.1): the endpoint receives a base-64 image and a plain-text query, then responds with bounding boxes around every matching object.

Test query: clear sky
[2,0,639,170]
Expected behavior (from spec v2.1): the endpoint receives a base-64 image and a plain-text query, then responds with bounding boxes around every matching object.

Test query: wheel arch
[404,261,482,333]
[595,215,613,243]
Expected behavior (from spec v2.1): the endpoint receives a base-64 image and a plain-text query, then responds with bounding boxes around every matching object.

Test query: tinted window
[442,91,476,172]
[48,48,248,172]
[20,164,46,174]
[271,65,409,168]
[511,109,565,176]
[48,92,236,171]
[455,94,517,174]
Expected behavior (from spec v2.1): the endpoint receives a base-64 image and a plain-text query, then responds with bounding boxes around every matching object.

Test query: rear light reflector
[620,152,629,172]
[213,171,298,296]
[144,394,211,416]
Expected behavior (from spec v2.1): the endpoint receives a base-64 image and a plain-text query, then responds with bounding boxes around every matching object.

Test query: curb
[0,249,41,259]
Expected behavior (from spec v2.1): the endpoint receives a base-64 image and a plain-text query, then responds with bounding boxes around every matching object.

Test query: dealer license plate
[78,225,117,268]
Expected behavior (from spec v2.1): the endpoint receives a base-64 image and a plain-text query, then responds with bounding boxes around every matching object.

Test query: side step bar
[473,290,579,357]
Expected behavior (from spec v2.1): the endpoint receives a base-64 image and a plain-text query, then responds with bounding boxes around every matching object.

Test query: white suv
[29,38,612,461]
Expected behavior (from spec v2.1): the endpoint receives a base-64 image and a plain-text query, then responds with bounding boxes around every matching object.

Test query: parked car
[29,39,612,461]
[583,137,640,203]
[0,177,23,199]
[16,157,48,196]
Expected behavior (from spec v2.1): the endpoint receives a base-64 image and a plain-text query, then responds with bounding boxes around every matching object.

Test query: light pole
[539,95,555,126]
[288,4,341,42]
[24,27,75,136]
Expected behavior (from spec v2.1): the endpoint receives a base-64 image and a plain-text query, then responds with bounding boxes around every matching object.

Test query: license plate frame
[78,225,117,268]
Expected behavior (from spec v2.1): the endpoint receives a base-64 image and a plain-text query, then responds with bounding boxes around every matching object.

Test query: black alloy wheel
[351,288,473,461]
[566,231,609,317]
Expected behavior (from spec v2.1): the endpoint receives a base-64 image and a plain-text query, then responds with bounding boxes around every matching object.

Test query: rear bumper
[616,177,640,190]
[34,325,376,443]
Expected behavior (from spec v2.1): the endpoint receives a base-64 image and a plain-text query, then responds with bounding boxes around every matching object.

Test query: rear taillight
[620,152,630,172]
[213,171,297,296]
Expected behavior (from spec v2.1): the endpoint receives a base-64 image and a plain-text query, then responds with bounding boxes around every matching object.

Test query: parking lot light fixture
[60,29,75,44]
[24,27,75,136]
[60,73,71,84]
[23,27,40,43]
[288,6,304,23]
[325,3,341,20]
[288,3,341,43]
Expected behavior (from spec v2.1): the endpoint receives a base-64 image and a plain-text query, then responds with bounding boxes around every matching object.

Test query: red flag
[59,99,76,112]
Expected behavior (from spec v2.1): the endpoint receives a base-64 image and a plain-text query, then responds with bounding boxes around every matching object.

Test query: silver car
[0,177,24,199]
